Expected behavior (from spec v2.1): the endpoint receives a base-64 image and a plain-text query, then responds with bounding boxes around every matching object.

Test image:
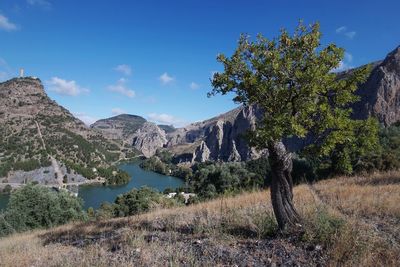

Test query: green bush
[2,184,12,194]
[303,207,346,246]
[13,159,41,172]
[113,187,162,217]
[97,187,180,218]
[0,184,85,236]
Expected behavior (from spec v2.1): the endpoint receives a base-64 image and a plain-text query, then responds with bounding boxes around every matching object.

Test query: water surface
[79,163,183,209]
[0,163,184,211]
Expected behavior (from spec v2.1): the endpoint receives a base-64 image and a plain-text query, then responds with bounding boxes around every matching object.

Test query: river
[0,163,184,211]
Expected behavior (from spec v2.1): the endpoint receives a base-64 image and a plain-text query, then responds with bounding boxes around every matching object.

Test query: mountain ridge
[92,45,400,163]
[0,77,128,186]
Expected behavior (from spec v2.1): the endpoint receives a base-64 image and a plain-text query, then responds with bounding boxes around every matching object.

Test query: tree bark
[268,141,300,230]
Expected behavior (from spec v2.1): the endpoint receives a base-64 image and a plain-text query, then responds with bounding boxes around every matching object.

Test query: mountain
[90,114,147,140]
[352,46,400,126]
[91,114,167,157]
[165,106,264,163]
[92,45,400,164]
[0,77,124,184]
[93,106,264,163]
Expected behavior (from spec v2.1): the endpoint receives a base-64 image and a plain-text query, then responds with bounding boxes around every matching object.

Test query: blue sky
[0,0,399,126]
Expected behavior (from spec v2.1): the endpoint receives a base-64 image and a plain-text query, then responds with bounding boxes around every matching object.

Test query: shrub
[303,207,346,246]
[113,187,162,217]
[0,184,85,236]
[2,184,12,194]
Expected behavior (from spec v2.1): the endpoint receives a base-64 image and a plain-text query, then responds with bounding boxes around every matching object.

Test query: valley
[0,6,399,265]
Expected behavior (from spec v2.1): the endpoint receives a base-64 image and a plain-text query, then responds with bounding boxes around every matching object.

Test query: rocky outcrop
[353,46,400,126]
[132,122,167,157]
[166,105,265,163]
[92,115,167,158]
[194,141,211,162]
[92,45,400,163]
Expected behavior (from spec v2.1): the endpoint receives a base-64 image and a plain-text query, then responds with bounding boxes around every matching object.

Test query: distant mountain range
[92,45,400,163]
[1,45,399,174]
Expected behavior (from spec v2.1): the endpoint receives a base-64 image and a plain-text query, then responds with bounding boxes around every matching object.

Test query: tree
[1,184,84,235]
[209,22,378,230]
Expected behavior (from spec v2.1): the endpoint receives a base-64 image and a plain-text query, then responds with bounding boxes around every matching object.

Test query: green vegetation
[95,187,183,219]
[64,161,130,185]
[97,167,131,185]
[209,22,378,229]
[140,151,193,181]
[354,122,400,172]
[0,184,85,237]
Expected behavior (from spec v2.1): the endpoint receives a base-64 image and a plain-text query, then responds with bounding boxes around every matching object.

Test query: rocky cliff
[132,122,167,157]
[166,106,264,163]
[353,46,400,126]
[91,115,168,158]
[93,45,400,164]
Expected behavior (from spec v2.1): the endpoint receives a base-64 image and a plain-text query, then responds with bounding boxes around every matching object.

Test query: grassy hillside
[0,172,399,266]
[0,78,134,185]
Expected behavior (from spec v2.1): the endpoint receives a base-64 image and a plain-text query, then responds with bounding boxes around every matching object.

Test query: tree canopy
[210,22,378,173]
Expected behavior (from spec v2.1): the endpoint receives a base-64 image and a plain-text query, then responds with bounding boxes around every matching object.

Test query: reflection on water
[79,163,184,209]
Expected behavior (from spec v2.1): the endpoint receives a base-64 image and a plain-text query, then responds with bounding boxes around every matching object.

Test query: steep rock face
[194,141,211,162]
[92,116,168,158]
[92,45,400,163]
[167,105,264,163]
[132,122,167,157]
[353,46,400,125]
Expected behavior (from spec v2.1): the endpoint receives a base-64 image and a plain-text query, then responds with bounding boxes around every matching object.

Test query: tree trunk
[268,141,300,230]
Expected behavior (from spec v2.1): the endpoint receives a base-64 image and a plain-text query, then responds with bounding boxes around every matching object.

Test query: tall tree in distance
[209,22,378,230]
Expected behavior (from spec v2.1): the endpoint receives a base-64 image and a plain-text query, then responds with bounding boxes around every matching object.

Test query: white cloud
[345,31,356,39]
[0,14,18,31]
[27,0,51,8]
[335,26,356,39]
[159,72,174,85]
[333,52,353,72]
[335,26,347,33]
[47,77,89,96]
[111,108,126,116]
[190,82,200,90]
[108,78,135,98]
[147,113,186,127]
[73,112,98,126]
[114,64,132,76]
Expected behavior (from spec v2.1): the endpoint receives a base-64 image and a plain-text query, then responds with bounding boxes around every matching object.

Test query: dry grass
[0,172,399,266]
[314,171,400,219]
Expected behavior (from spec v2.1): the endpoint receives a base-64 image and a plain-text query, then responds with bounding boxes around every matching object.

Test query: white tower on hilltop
[19,68,24,78]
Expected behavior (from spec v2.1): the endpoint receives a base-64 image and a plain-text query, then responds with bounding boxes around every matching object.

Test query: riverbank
[0,163,184,210]
[0,176,106,191]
